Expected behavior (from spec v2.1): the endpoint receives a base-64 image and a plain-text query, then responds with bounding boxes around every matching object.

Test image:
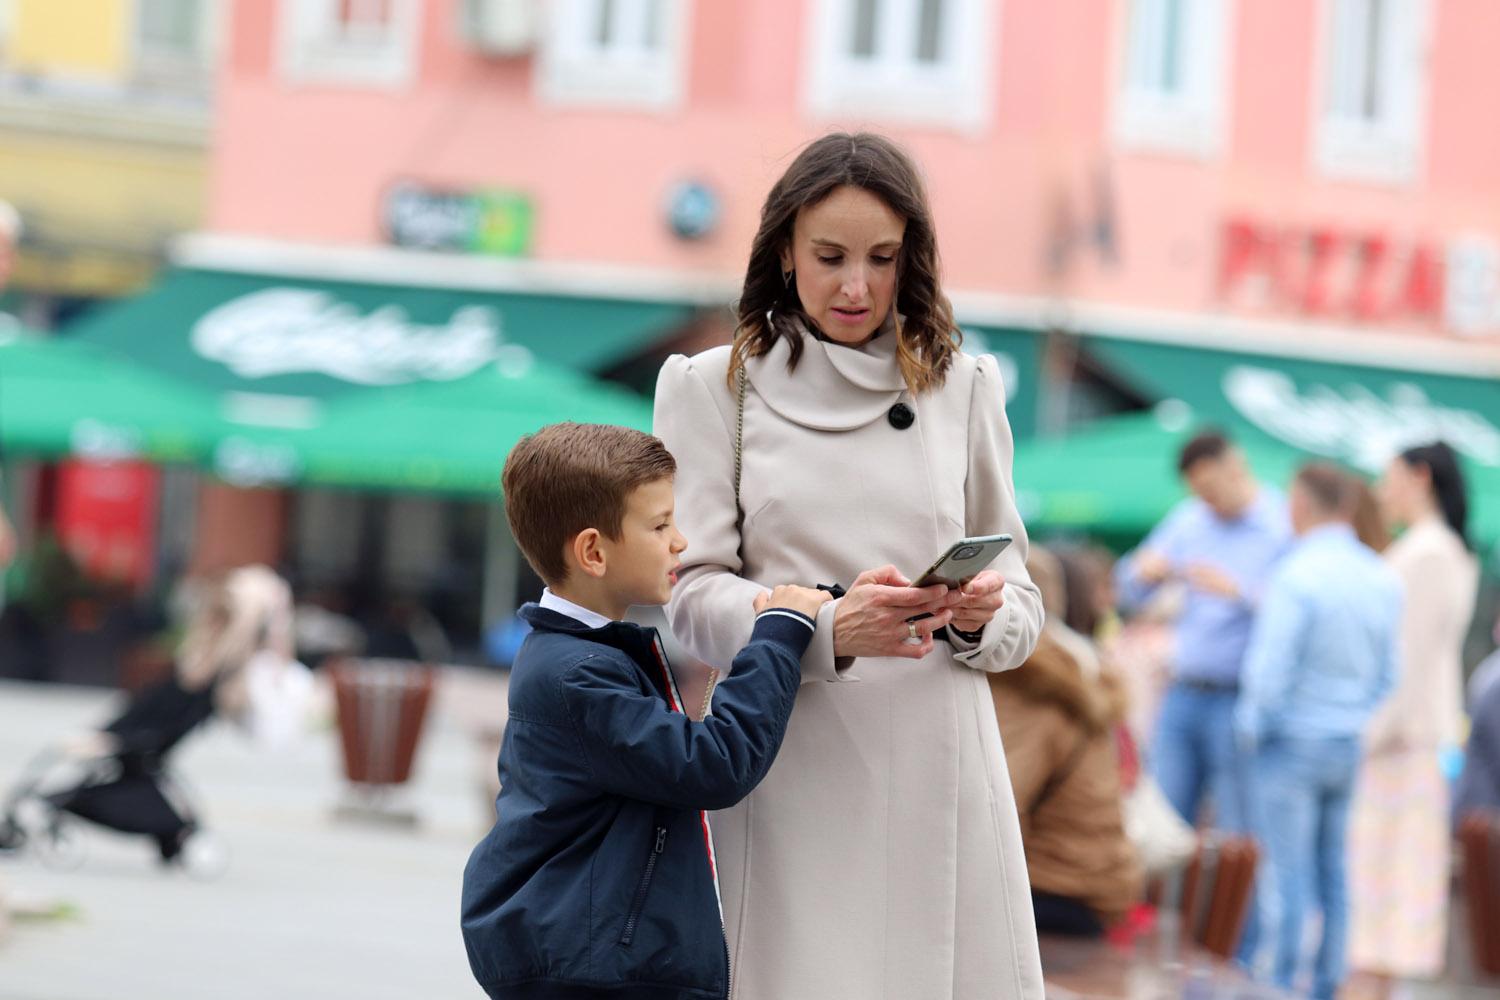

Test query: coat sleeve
[555,613,812,812]
[654,354,850,682]
[946,354,1045,673]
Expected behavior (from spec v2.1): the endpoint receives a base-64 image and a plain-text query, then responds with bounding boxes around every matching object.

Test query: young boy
[461,423,829,1000]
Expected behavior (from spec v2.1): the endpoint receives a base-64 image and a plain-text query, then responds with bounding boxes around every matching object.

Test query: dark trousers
[1032,890,1104,937]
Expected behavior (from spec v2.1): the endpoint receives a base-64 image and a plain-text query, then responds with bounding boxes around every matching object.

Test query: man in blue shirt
[1117,431,1290,833]
[1117,430,1289,965]
[1236,463,1400,1000]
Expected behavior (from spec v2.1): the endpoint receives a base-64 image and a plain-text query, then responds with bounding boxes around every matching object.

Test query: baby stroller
[0,566,301,876]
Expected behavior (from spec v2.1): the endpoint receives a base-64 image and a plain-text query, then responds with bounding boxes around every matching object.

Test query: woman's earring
[782,268,794,289]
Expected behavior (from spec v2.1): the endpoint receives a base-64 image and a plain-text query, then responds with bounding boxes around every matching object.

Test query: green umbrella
[1012,409,1304,540]
[1014,408,1500,568]
[0,331,219,463]
[208,356,656,495]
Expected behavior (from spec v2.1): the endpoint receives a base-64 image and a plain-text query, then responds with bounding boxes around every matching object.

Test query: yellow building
[0,0,220,309]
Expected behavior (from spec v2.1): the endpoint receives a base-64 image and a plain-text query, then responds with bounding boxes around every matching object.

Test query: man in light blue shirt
[1236,463,1400,1000]
[1117,430,1289,966]
[1116,432,1291,832]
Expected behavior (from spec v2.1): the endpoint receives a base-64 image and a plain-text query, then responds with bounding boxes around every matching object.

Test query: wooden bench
[1458,810,1500,977]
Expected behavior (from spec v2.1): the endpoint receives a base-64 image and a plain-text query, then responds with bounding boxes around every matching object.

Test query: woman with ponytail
[1348,442,1480,993]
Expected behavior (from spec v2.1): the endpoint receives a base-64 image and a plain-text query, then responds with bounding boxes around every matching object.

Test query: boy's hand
[754,585,834,619]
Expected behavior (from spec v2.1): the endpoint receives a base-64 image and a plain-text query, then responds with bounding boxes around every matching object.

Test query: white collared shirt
[538,588,614,630]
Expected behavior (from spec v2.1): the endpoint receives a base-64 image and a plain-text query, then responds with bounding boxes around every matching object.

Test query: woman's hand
[832,565,956,660]
[950,571,1006,634]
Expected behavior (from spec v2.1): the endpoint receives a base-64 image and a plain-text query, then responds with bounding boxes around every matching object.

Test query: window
[805,0,992,131]
[134,0,220,96]
[278,0,420,88]
[1113,0,1231,156]
[537,0,689,110]
[1315,0,1429,183]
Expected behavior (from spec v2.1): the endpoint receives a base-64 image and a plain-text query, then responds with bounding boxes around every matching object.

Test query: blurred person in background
[991,546,1142,937]
[1235,464,1400,1000]
[1465,610,1500,710]
[1453,618,1500,825]
[1114,430,1290,961]
[0,200,19,572]
[1349,442,1480,994]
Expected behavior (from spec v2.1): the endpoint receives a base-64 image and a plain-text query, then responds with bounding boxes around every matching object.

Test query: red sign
[55,460,161,591]
[1217,217,1443,324]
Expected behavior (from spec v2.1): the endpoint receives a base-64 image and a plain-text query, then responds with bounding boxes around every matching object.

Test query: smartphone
[912,534,1014,590]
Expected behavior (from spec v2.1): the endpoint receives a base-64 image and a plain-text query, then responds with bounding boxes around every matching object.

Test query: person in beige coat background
[654,133,1045,999]
[1348,442,1480,995]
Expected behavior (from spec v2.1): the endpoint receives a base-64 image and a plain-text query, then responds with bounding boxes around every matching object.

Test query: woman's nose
[841,267,869,300]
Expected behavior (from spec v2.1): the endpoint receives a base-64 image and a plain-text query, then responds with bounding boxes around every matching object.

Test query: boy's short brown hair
[502,423,676,586]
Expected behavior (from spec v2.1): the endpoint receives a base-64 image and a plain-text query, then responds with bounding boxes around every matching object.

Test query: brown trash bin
[1149,833,1259,962]
[1458,811,1500,977]
[329,658,436,789]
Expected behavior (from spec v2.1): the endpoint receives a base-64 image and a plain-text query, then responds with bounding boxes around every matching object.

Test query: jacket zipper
[620,825,668,945]
[724,936,733,1000]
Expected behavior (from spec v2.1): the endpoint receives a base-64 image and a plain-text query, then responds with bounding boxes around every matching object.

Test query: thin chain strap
[734,366,746,521]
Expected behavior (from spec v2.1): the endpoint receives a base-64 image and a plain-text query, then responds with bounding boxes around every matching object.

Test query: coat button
[888,402,915,430]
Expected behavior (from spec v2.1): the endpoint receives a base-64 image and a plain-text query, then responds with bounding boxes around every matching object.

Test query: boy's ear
[570,528,608,580]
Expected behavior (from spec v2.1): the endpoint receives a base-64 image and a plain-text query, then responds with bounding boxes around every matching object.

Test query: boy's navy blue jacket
[461,602,815,1000]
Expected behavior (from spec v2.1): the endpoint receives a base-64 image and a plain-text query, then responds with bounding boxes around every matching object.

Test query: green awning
[0,331,219,463]
[1077,336,1500,553]
[64,267,696,398]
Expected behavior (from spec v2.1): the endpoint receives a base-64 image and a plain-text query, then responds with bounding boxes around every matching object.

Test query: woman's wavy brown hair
[728,132,961,395]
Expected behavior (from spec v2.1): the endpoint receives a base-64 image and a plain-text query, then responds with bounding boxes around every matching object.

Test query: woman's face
[1376,457,1427,528]
[780,185,906,345]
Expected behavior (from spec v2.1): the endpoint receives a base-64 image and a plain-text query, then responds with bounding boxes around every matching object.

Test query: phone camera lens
[953,545,982,560]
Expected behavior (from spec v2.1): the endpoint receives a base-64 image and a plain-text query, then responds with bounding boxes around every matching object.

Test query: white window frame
[130,0,224,96]
[804,0,993,132]
[536,0,690,111]
[1112,0,1232,157]
[1312,0,1429,184]
[277,0,421,89]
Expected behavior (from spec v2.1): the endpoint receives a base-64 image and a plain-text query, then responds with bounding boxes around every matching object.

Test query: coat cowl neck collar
[744,312,908,431]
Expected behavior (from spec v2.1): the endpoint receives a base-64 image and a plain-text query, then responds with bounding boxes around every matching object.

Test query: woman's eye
[871,255,895,265]
[817,256,841,266]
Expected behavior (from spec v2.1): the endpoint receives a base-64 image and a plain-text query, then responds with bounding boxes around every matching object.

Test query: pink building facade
[198,0,1500,359]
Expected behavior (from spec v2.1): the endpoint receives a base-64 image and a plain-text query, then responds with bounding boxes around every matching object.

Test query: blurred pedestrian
[1114,430,1290,961]
[655,132,1045,999]
[1454,642,1500,825]
[1348,442,1480,993]
[1465,611,1500,710]
[1236,464,1399,1000]
[992,547,1143,936]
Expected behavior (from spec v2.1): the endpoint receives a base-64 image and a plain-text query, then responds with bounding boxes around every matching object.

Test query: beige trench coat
[654,324,1046,1000]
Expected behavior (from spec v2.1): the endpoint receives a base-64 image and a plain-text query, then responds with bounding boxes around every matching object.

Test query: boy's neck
[549,581,626,623]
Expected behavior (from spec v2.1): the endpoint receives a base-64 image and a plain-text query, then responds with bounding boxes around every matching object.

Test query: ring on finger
[907,621,919,640]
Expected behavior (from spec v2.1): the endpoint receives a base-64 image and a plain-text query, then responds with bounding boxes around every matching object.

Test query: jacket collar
[744,313,908,431]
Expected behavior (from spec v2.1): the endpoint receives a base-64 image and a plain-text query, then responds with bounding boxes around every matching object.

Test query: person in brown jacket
[991,547,1144,936]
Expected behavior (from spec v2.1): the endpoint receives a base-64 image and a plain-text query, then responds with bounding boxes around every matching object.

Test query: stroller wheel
[34,818,86,872]
[0,816,24,852]
[178,831,230,881]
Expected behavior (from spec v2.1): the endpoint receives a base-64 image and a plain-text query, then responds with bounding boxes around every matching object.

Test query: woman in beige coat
[654,133,1045,999]
[1349,442,1480,992]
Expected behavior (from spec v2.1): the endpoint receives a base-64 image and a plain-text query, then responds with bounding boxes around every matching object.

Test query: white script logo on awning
[192,288,507,385]
[1223,365,1500,470]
